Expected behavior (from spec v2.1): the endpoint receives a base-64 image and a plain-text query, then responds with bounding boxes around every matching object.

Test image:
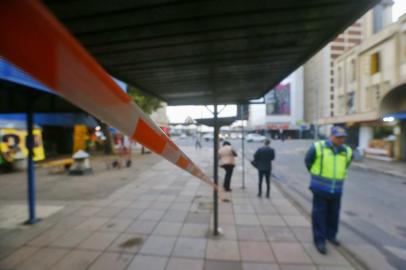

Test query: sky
[167,105,237,123]
[166,0,406,123]
[393,0,406,21]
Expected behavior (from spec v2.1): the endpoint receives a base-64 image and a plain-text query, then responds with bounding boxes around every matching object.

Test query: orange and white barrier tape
[0,0,222,197]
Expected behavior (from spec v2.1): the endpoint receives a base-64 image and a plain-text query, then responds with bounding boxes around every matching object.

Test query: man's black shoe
[328,239,341,246]
[315,242,327,255]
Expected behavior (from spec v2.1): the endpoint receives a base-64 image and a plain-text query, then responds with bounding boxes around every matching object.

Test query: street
[174,137,406,270]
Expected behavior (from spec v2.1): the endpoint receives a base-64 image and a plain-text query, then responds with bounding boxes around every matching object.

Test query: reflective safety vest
[310,141,352,193]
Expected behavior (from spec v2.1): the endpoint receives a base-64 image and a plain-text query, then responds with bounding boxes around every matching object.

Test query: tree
[127,86,162,114]
[127,85,163,153]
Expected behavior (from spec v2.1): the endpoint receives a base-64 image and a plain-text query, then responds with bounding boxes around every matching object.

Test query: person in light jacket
[218,141,237,192]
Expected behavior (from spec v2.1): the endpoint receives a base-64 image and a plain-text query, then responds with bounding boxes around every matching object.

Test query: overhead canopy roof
[44,0,378,105]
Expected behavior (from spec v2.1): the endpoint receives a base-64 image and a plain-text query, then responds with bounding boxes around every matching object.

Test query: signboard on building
[265,83,291,115]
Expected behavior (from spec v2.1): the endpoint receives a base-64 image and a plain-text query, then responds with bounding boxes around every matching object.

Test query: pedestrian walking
[195,134,202,149]
[218,141,237,192]
[252,139,275,198]
[304,126,353,255]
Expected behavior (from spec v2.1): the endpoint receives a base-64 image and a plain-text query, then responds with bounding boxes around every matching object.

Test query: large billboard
[265,83,291,115]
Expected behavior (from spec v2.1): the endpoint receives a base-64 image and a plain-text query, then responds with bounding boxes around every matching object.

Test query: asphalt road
[173,136,406,270]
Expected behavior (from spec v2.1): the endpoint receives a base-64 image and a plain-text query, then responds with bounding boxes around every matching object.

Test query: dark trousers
[222,164,234,190]
[258,170,271,197]
[311,191,341,244]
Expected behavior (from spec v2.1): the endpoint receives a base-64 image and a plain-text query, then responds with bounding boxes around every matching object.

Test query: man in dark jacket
[253,139,275,198]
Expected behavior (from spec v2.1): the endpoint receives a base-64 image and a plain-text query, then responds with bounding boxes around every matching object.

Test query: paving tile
[75,217,109,231]
[239,241,275,262]
[73,207,103,217]
[0,246,39,269]
[180,224,209,238]
[139,236,176,256]
[235,214,260,226]
[127,254,167,270]
[100,218,133,233]
[15,247,69,270]
[274,205,301,215]
[0,246,16,261]
[129,201,152,210]
[302,243,351,266]
[50,230,92,248]
[52,216,88,230]
[237,226,267,241]
[282,216,311,227]
[138,210,166,221]
[233,205,256,214]
[108,233,146,254]
[218,214,235,224]
[185,212,211,224]
[219,225,238,240]
[88,252,133,270]
[172,237,207,258]
[78,232,119,251]
[219,203,234,214]
[242,262,280,270]
[93,207,123,218]
[279,265,317,270]
[204,259,243,270]
[0,228,43,248]
[170,202,191,211]
[206,239,240,261]
[317,267,355,270]
[165,257,204,270]
[149,202,171,210]
[162,210,188,223]
[27,228,67,247]
[290,227,313,243]
[153,222,183,236]
[50,250,100,270]
[115,208,143,219]
[264,226,297,242]
[126,220,158,234]
[259,215,287,226]
[271,243,312,264]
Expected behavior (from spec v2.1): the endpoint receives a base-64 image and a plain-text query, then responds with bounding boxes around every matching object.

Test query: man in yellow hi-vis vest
[305,126,353,254]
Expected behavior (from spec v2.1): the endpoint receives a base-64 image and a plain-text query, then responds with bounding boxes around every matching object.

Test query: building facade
[248,67,304,138]
[303,0,393,136]
[322,14,406,161]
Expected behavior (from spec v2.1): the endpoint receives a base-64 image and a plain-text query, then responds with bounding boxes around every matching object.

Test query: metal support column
[213,104,219,235]
[25,96,38,225]
[240,105,245,189]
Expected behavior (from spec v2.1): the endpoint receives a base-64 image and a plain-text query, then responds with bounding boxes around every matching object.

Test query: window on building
[338,96,346,114]
[372,4,384,34]
[350,59,356,82]
[403,32,406,62]
[370,52,380,75]
[365,85,379,110]
[347,92,355,114]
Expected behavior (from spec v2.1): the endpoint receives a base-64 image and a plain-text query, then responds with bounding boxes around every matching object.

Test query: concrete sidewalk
[352,158,406,180]
[0,147,357,270]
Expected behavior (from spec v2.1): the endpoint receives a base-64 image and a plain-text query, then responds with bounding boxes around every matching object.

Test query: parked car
[246,133,267,142]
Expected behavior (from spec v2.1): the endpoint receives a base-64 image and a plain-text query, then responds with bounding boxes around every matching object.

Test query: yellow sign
[0,128,45,163]
[73,125,88,153]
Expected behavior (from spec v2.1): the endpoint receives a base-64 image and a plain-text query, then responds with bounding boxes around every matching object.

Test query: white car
[246,133,267,142]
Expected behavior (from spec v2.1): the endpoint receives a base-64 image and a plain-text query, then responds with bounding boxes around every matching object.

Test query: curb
[351,162,406,180]
[272,180,369,270]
